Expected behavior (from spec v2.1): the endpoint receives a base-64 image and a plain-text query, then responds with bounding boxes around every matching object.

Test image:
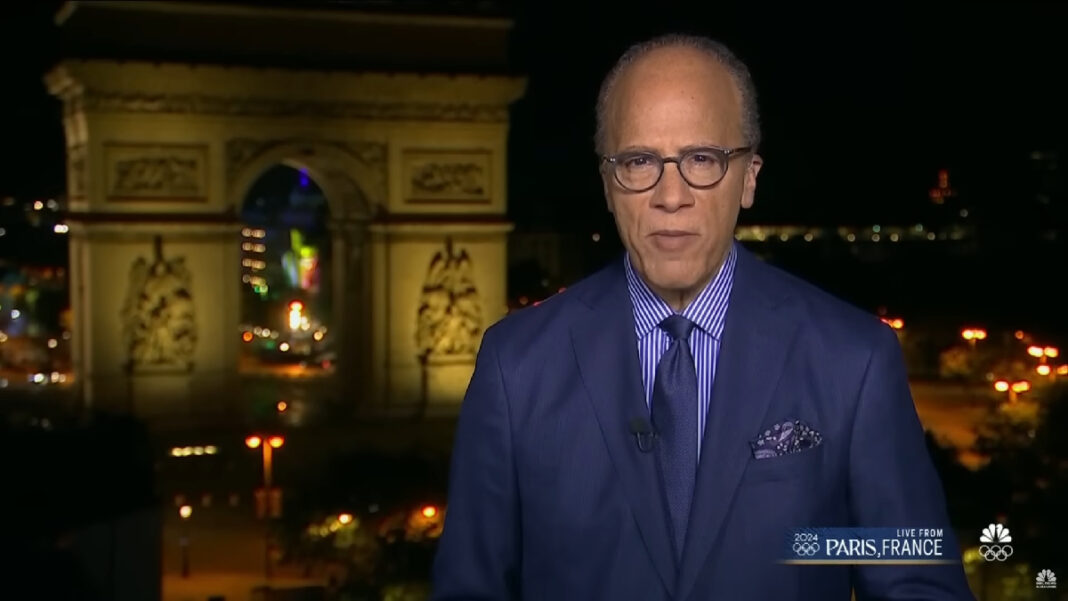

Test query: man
[432,34,975,600]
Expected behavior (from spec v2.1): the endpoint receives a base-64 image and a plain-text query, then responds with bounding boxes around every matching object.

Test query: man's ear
[740,154,763,210]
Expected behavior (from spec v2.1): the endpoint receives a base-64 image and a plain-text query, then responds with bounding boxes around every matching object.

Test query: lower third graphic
[783,528,958,565]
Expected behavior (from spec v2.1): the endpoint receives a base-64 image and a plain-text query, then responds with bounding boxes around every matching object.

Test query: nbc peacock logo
[978,523,1013,562]
[1035,569,1056,590]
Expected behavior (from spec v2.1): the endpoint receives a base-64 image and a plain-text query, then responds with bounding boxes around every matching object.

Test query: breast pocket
[740,445,824,484]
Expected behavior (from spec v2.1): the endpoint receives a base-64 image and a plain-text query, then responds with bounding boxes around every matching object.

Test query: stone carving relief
[81,91,510,122]
[67,144,87,198]
[416,238,483,358]
[105,144,207,200]
[404,151,490,203]
[121,237,197,370]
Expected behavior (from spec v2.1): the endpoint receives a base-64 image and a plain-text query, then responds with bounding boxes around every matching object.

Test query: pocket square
[750,419,823,459]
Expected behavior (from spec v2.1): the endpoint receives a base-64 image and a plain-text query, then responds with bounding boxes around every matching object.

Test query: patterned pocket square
[750,419,823,459]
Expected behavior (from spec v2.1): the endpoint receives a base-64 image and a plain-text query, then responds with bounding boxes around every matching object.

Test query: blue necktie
[651,314,698,558]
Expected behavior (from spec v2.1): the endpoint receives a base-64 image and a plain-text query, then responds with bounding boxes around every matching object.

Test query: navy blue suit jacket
[432,245,975,600]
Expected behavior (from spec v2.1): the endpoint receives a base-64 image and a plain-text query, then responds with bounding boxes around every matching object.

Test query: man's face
[601,46,762,305]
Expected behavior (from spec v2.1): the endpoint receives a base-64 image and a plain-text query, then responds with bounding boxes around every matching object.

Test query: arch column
[329,216,372,406]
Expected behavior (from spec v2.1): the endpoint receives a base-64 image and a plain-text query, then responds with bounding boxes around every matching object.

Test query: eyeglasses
[601,145,753,193]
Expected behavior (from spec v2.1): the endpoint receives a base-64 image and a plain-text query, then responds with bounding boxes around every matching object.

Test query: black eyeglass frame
[600,145,753,192]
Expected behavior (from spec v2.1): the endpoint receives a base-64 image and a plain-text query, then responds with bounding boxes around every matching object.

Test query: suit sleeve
[849,326,977,601]
[431,326,521,601]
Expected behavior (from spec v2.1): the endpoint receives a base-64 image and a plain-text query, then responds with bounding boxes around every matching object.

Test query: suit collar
[571,260,678,595]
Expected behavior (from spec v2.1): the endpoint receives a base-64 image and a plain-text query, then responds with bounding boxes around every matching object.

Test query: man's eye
[623,155,654,169]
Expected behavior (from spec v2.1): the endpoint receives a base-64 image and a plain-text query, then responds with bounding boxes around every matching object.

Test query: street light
[994,380,1030,404]
[178,505,192,578]
[245,434,284,488]
[961,328,987,348]
[247,434,285,581]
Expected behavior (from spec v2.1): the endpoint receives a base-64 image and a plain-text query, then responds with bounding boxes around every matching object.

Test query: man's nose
[651,161,696,211]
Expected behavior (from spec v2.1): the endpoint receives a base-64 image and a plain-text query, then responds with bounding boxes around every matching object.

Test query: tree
[972,382,1068,568]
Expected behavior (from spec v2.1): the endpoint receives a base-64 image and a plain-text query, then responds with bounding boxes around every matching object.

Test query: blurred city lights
[1037,364,1051,376]
[993,380,1009,392]
[880,317,904,330]
[179,505,193,519]
[245,436,262,449]
[277,401,288,413]
[421,505,438,518]
[170,445,219,458]
[1027,346,1044,358]
[338,513,353,525]
[268,436,285,449]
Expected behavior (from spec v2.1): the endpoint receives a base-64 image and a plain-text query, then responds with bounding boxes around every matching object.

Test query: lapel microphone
[629,418,657,453]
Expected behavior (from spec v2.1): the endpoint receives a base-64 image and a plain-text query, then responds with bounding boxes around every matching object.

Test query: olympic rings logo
[792,542,820,557]
[979,544,1013,562]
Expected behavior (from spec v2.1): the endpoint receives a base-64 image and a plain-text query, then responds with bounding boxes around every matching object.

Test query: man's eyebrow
[678,143,728,153]
[612,143,726,155]
[613,145,659,155]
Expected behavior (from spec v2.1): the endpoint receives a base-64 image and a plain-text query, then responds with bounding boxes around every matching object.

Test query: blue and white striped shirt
[624,244,737,456]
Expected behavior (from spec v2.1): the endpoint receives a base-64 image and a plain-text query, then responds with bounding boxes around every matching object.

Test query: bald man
[431,34,975,601]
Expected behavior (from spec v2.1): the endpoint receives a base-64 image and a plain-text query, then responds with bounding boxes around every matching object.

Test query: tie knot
[659,314,695,342]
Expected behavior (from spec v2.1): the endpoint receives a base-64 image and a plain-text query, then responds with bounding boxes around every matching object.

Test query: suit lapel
[675,247,802,600]
[571,261,677,596]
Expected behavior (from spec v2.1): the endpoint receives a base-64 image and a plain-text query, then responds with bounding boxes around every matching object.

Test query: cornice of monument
[45,60,527,122]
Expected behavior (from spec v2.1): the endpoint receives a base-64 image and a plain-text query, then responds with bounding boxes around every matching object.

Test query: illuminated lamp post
[247,434,285,579]
[960,328,987,348]
[178,504,192,578]
[993,379,1030,404]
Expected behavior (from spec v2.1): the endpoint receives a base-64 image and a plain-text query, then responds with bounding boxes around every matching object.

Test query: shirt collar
[624,243,737,340]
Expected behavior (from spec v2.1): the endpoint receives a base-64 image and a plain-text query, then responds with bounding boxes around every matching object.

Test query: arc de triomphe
[45,1,526,418]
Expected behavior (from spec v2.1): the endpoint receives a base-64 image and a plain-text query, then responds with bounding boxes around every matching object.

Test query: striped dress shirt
[624,244,737,456]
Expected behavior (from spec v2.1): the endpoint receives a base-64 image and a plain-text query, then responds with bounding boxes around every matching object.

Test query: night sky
[2,2,1066,232]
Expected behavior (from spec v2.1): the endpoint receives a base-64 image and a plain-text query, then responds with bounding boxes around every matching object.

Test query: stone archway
[46,47,525,418]
[229,140,379,409]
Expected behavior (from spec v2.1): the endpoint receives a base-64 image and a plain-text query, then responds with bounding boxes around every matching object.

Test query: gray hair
[594,34,762,155]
